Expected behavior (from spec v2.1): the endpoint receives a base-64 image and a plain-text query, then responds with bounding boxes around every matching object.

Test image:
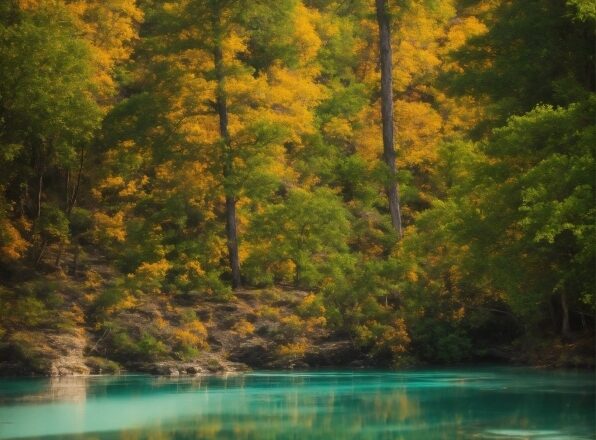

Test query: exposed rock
[47,332,90,376]
[229,338,274,368]
[1,285,361,377]
[0,330,90,376]
[304,340,359,367]
[139,352,250,376]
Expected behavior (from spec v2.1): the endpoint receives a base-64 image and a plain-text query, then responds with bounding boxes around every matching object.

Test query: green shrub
[35,204,69,243]
[94,285,128,311]
[85,356,122,374]
[69,207,93,237]
[137,333,168,361]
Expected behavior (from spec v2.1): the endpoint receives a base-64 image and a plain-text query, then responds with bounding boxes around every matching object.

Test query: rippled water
[0,368,594,439]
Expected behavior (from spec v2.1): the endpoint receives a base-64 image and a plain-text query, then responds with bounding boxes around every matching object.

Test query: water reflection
[0,369,594,440]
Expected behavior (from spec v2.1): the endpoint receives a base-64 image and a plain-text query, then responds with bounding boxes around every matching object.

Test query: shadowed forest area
[0,0,594,375]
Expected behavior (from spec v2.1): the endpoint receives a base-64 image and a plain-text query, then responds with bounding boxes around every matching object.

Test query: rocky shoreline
[0,342,364,377]
[0,286,371,377]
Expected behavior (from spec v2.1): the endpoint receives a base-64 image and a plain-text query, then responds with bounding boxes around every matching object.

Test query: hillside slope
[0,249,362,376]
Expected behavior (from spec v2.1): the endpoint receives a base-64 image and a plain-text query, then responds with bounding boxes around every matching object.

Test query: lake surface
[0,368,594,439]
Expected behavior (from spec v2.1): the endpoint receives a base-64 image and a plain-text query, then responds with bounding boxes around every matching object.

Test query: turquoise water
[0,369,594,439]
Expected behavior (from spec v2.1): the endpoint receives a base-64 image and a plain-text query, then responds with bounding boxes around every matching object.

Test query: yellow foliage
[293,4,322,65]
[15,0,41,10]
[186,320,208,338]
[232,319,255,336]
[391,1,454,92]
[277,339,309,358]
[323,117,353,142]
[395,100,443,169]
[406,270,419,283]
[135,259,172,280]
[270,259,296,284]
[223,32,248,60]
[301,293,317,307]
[99,176,125,190]
[0,219,29,261]
[257,305,280,320]
[298,293,326,317]
[155,316,168,330]
[92,211,126,242]
[445,16,487,52]
[305,316,327,332]
[173,320,208,349]
[265,64,325,138]
[67,0,143,101]
[172,329,201,347]
[280,314,305,335]
[383,319,411,355]
[107,294,138,314]
[354,107,382,165]
[185,260,205,277]
[118,180,141,198]
[84,269,103,290]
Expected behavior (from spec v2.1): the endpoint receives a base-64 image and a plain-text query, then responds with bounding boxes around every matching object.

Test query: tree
[375,0,403,237]
[0,2,101,263]
[209,1,242,287]
[448,0,595,130]
[96,0,324,291]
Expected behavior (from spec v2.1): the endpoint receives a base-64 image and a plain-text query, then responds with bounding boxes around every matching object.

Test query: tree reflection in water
[0,370,593,440]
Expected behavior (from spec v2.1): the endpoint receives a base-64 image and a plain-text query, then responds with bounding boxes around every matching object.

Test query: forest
[0,0,594,375]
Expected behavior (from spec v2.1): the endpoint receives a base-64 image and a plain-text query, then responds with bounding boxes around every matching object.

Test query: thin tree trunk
[67,146,86,216]
[19,183,27,217]
[375,0,403,238]
[56,170,70,269]
[37,173,43,219]
[65,170,70,209]
[35,239,47,266]
[561,291,570,337]
[213,26,241,288]
[56,148,86,269]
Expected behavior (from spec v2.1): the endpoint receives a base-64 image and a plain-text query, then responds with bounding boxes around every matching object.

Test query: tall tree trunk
[213,33,242,288]
[375,0,403,238]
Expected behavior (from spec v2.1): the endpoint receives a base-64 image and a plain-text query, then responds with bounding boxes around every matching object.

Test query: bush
[245,188,352,288]
[233,319,255,336]
[69,207,93,237]
[93,285,128,311]
[6,331,52,373]
[279,315,306,338]
[172,320,208,360]
[297,293,326,318]
[36,204,69,244]
[353,318,411,361]
[410,319,473,364]
[276,339,309,360]
[86,356,122,374]
[137,333,168,361]
[257,305,281,320]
